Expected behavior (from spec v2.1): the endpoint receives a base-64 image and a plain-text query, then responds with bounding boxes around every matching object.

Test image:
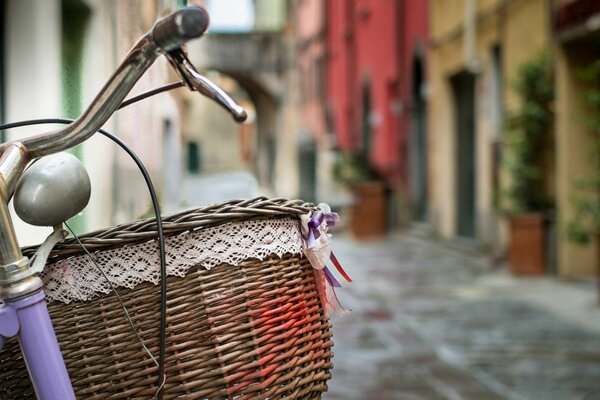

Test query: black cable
[0,118,168,398]
[64,221,160,368]
[118,81,185,110]
[0,80,184,131]
[96,125,168,399]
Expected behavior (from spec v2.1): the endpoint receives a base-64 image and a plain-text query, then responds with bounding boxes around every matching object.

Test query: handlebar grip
[152,6,209,52]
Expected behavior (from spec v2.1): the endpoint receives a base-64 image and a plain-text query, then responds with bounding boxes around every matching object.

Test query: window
[187,141,201,174]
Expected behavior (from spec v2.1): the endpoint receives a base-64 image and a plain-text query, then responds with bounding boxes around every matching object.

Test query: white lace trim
[41,218,303,304]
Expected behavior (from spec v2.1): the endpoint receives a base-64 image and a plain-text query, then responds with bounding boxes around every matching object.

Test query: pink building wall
[295,0,328,140]
[326,0,428,190]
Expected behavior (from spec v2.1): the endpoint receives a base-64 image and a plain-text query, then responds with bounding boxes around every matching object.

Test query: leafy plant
[332,152,376,187]
[501,51,554,214]
[567,59,600,244]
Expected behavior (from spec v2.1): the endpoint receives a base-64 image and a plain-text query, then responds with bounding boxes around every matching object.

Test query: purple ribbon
[323,266,342,287]
[304,208,348,289]
[306,210,339,249]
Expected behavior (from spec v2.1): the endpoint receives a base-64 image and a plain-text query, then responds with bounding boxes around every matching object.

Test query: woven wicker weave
[0,198,333,399]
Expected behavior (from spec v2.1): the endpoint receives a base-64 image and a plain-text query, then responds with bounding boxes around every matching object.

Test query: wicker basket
[0,198,333,399]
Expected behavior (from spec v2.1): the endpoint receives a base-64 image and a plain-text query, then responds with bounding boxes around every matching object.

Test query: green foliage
[501,51,554,214]
[567,193,600,244]
[567,59,600,245]
[332,152,376,187]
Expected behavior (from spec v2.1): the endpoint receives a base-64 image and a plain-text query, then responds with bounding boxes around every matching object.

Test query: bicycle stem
[0,144,30,296]
[0,143,29,197]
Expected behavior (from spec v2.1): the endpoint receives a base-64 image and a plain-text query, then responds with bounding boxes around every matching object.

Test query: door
[451,71,476,238]
[298,134,317,203]
[410,56,428,221]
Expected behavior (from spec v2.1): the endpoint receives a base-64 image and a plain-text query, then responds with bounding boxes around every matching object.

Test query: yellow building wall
[555,44,597,277]
[503,0,550,113]
[430,0,464,40]
[428,44,457,237]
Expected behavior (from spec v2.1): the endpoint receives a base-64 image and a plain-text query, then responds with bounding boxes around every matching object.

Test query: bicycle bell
[14,152,91,227]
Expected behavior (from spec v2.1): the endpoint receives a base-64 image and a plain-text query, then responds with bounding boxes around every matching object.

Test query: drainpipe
[464,0,479,73]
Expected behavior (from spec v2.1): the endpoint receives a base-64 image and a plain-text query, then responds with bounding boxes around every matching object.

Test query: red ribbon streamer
[330,252,352,283]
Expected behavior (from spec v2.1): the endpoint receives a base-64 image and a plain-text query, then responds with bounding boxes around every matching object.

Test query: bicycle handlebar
[153,6,209,52]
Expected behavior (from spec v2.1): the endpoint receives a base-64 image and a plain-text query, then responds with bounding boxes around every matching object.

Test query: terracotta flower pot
[508,213,545,276]
[349,181,386,240]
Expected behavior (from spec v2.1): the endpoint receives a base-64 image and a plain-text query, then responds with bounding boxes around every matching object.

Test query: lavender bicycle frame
[0,287,75,399]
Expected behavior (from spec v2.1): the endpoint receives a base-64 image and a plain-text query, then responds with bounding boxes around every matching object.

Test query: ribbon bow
[305,209,339,250]
[301,204,352,314]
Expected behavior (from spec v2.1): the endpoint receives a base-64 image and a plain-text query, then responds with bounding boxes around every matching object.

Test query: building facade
[326,0,429,225]
[429,0,600,278]
[428,0,551,251]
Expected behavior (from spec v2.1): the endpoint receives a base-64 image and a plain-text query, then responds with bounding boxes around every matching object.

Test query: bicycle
[0,6,343,399]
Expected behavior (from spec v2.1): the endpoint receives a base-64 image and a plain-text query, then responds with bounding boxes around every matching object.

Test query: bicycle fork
[0,283,75,400]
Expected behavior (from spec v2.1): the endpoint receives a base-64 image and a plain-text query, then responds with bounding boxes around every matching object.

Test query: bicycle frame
[0,286,74,398]
[0,6,245,399]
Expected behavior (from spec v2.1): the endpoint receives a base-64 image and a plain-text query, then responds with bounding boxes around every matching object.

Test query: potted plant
[333,152,386,239]
[501,51,554,275]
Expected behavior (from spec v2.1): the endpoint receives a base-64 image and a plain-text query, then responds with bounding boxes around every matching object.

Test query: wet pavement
[323,233,600,400]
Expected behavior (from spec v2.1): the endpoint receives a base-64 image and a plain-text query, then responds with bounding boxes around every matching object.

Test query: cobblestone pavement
[323,233,600,400]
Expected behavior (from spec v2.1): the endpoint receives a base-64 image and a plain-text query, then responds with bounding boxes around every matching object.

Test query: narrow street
[324,233,600,400]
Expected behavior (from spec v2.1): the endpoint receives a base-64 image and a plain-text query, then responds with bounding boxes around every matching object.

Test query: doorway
[451,71,476,238]
[410,56,428,222]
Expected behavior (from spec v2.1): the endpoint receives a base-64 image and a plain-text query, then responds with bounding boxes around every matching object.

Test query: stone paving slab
[323,233,600,400]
